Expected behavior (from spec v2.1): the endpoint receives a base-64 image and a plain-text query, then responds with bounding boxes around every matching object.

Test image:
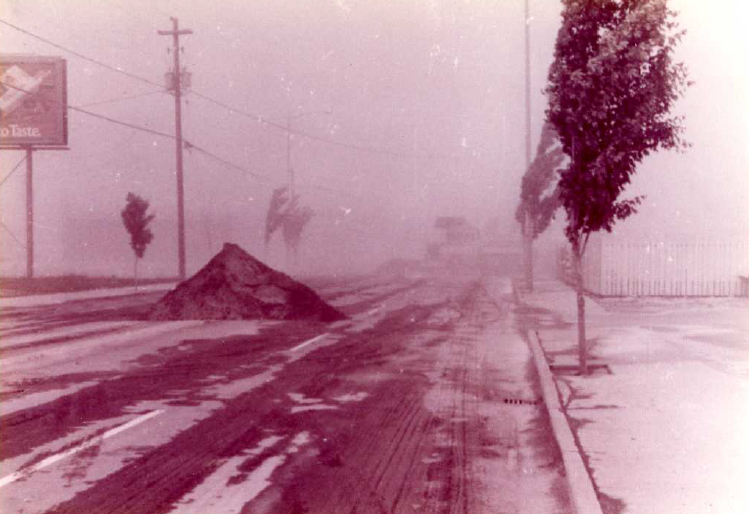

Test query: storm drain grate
[502,397,540,406]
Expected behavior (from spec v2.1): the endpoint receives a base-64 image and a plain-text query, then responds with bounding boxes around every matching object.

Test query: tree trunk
[284,241,291,273]
[523,211,534,292]
[134,257,139,292]
[572,241,588,375]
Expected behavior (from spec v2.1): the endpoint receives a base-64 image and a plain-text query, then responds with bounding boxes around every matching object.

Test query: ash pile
[149,243,345,322]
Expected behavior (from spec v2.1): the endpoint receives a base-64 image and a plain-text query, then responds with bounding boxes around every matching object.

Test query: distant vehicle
[427,216,519,274]
[434,216,480,245]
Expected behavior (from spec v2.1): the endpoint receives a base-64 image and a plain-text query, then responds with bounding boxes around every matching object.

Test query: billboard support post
[25,146,33,278]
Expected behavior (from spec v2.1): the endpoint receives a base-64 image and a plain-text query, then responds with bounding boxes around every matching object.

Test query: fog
[1,0,747,278]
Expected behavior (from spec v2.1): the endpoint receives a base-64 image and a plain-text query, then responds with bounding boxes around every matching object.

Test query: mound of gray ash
[148,243,345,322]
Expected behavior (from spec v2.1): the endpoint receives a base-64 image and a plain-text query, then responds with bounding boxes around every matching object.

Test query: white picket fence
[561,236,749,297]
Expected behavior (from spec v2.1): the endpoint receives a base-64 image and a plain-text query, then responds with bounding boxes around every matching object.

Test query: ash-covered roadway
[0,270,571,514]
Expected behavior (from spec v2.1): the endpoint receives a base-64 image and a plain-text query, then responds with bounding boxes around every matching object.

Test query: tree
[545,0,689,374]
[265,187,289,251]
[281,195,315,267]
[121,193,155,290]
[264,187,315,269]
[516,122,565,291]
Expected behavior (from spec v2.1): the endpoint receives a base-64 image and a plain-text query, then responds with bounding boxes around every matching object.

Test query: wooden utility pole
[159,17,192,280]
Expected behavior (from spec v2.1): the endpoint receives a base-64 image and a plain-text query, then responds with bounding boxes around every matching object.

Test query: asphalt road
[0,271,571,514]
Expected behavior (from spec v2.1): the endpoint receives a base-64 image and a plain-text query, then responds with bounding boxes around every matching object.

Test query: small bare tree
[121,193,154,290]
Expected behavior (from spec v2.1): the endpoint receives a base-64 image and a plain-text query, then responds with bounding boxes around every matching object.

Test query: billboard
[0,55,67,147]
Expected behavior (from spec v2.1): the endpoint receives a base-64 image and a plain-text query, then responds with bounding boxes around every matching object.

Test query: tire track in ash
[32,283,448,514]
[0,320,323,464]
[256,284,485,514]
[0,274,401,468]
[0,292,163,335]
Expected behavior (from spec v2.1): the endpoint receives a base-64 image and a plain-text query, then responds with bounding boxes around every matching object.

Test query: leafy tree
[264,187,314,268]
[121,193,155,290]
[265,187,289,250]
[515,122,565,291]
[281,195,315,267]
[545,0,689,374]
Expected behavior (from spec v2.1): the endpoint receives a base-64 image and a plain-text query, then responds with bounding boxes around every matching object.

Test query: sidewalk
[516,278,749,514]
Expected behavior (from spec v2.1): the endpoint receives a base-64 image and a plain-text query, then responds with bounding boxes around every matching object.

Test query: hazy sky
[1,0,747,277]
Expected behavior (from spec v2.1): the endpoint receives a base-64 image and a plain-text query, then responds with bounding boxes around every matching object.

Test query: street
[0,271,570,514]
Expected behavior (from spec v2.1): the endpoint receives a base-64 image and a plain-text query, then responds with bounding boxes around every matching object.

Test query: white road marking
[289,333,327,352]
[0,409,164,489]
[291,404,338,414]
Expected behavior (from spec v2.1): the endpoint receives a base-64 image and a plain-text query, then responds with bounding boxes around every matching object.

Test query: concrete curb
[514,284,603,514]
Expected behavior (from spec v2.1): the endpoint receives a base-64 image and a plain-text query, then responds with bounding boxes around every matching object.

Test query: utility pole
[159,17,192,280]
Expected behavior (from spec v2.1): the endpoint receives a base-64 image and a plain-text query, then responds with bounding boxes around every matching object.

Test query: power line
[0,79,176,141]
[185,141,269,182]
[0,78,276,186]
[0,78,371,203]
[75,90,165,109]
[70,103,176,140]
[0,17,277,139]
[186,142,373,203]
[0,156,27,189]
[0,18,466,161]
[0,220,26,248]
[0,18,163,90]
[188,90,463,160]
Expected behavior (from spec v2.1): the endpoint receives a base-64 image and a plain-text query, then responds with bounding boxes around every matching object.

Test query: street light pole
[524,0,531,170]
[522,0,535,292]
